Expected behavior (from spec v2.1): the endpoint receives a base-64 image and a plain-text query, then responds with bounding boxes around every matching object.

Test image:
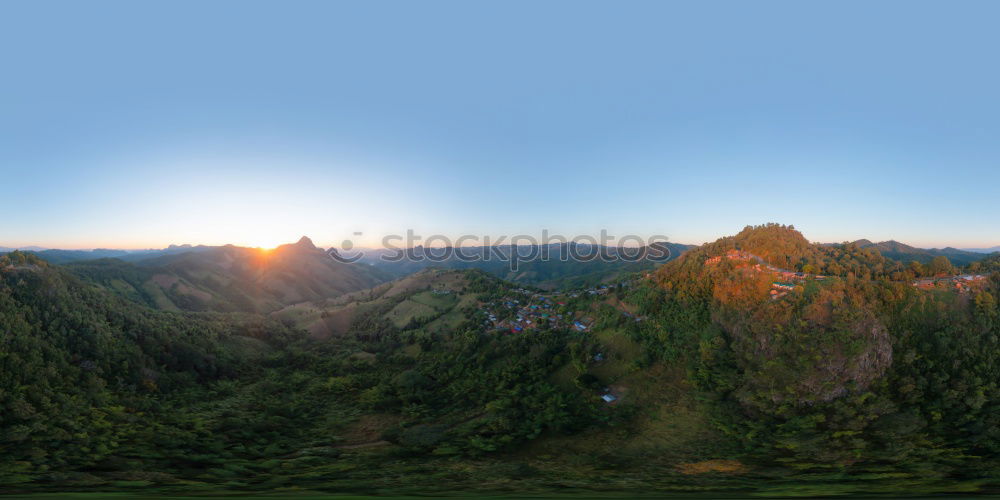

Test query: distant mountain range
[3,239,696,308]
[847,239,993,267]
[963,246,1000,254]
[6,244,217,265]
[355,241,694,289]
[0,245,47,252]
[65,237,391,313]
[4,236,995,298]
[5,238,997,267]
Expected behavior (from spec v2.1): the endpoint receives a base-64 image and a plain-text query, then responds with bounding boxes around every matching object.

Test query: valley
[3,224,1000,496]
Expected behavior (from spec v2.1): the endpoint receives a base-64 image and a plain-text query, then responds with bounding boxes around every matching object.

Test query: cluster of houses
[479,289,592,334]
[565,283,626,298]
[584,285,613,296]
[912,274,987,293]
[477,281,640,335]
[705,249,827,282]
[774,269,826,281]
[703,249,833,302]
[620,310,646,323]
[704,249,757,266]
[770,282,796,300]
[704,249,994,297]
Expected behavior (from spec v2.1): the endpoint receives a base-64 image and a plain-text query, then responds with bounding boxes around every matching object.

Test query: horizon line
[4,237,1000,253]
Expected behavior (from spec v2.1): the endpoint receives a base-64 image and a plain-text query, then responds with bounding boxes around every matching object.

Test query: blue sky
[2,0,999,249]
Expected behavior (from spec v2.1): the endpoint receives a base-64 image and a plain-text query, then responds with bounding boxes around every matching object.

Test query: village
[706,249,829,300]
[472,283,640,406]
[912,274,988,293]
[476,281,644,336]
[706,249,990,298]
[478,287,596,335]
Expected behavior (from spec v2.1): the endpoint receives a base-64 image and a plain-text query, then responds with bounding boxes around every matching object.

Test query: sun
[246,237,287,251]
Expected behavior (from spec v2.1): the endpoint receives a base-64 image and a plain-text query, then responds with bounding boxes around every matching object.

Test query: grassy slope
[275,269,477,338]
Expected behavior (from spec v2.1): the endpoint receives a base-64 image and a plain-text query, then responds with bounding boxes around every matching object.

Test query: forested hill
[0,251,303,487]
[63,237,391,313]
[981,253,1000,273]
[641,224,1000,487]
[667,223,988,280]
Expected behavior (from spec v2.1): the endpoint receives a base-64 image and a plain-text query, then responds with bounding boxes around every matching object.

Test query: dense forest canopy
[2,224,1000,496]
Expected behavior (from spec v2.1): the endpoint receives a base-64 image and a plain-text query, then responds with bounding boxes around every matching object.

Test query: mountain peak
[295,236,316,249]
